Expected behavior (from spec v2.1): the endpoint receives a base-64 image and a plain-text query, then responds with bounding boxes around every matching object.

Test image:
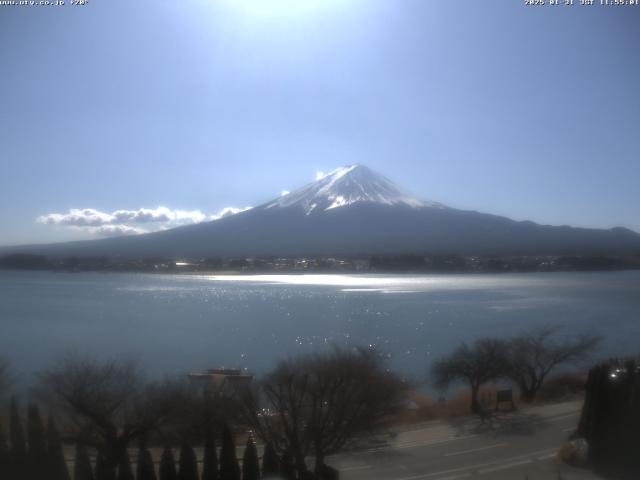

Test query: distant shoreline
[2,251,640,276]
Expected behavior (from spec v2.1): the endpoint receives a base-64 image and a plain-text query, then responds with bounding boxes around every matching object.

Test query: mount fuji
[4,165,640,258]
[263,165,441,214]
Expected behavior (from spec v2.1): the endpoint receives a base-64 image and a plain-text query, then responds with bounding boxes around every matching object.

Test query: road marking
[364,412,574,455]
[397,435,479,450]
[393,408,580,435]
[433,474,470,480]
[478,459,533,474]
[362,409,581,455]
[386,411,580,453]
[443,442,508,457]
[536,453,557,461]
[363,434,479,453]
[340,464,371,472]
[548,412,580,422]
[392,447,560,480]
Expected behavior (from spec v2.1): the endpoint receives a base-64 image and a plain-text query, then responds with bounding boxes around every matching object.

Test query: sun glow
[220,0,345,19]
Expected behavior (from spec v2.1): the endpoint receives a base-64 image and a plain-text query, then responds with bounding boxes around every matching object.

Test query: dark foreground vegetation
[578,357,640,479]
[0,328,635,479]
[431,327,601,412]
[0,348,407,480]
[1,252,640,274]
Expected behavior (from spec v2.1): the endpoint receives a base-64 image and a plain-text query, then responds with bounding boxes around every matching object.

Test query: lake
[1,270,639,385]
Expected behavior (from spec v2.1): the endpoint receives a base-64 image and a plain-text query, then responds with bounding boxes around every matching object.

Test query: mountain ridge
[260,165,443,214]
[1,165,639,258]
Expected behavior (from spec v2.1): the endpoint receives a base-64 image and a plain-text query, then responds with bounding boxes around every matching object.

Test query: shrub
[578,358,640,478]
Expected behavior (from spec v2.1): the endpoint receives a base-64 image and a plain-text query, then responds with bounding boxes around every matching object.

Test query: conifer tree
[117,449,135,480]
[95,451,106,480]
[27,404,47,479]
[95,450,116,480]
[219,424,240,480]
[280,449,295,480]
[136,441,157,480]
[159,447,178,480]
[241,437,259,480]
[73,443,94,480]
[178,442,198,480]
[9,398,27,479]
[46,416,70,480]
[260,443,279,478]
[201,429,218,480]
[0,420,10,480]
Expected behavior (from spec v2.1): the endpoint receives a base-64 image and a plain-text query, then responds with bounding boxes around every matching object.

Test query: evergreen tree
[280,449,295,480]
[73,443,94,480]
[95,450,116,480]
[159,447,177,480]
[46,416,70,480]
[136,442,157,480]
[201,429,218,480]
[9,398,27,479]
[117,449,135,480]
[241,437,259,480]
[0,420,10,480]
[578,359,640,475]
[26,404,47,480]
[219,424,240,480]
[95,452,106,480]
[178,443,198,480]
[260,443,279,479]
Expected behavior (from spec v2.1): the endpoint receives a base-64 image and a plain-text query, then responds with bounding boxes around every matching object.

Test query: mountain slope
[3,165,640,258]
[263,165,442,214]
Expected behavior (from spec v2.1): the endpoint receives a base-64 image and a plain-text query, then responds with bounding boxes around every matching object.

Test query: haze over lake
[2,270,639,384]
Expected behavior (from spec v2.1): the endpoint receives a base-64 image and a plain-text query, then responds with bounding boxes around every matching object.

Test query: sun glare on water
[220,0,346,19]
[194,273,558,293]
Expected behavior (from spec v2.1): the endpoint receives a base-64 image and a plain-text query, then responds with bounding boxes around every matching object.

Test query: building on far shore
[188,367,253,397]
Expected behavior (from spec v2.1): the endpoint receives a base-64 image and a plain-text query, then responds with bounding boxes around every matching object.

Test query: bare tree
[431,338,508,413]
[38,354,183,480]
[505,327,601,402]
[0,358,11,397]
[237,347,408,477]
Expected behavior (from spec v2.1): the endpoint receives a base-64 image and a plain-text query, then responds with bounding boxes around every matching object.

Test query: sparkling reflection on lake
[1,270,639,383]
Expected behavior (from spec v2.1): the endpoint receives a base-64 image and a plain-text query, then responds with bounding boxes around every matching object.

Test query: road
[329,400,604,480]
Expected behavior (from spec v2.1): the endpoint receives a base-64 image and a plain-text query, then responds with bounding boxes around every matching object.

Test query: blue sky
[1,0,639,245]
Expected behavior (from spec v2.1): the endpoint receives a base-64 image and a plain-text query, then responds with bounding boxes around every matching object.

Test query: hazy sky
[1,0,639,245]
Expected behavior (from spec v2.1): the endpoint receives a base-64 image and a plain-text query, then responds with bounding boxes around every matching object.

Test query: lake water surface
[1,270,639,384]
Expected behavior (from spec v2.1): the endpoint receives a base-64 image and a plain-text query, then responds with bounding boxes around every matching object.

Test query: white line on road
[388,410,579,452]
[362,434,479,453]
[360,409,580,456]
[443,442,508,457]
[392,447,560,480]
[340,464,372,472]
[548,412,580,422]
[433,473,470,480]
[397,435,479,450]
[536,453,557,461]
[478,458,533,474]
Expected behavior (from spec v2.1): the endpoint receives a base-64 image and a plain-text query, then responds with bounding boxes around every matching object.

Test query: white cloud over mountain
[37,208,115,227]
[209,206,252,221]
[79,224,146,237]
[37,205,251,237]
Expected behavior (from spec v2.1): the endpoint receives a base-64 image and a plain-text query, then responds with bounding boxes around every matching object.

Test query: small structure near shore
[495,388,516,411]
[188,367,253,397]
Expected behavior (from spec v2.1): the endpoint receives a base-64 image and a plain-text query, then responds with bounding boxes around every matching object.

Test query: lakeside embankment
[2,252,640,275]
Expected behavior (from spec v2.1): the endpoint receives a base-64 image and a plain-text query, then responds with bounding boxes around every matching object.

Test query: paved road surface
[330,401,603,480]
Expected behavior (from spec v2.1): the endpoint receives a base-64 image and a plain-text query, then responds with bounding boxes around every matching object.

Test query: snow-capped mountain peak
[264,165,444,215]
